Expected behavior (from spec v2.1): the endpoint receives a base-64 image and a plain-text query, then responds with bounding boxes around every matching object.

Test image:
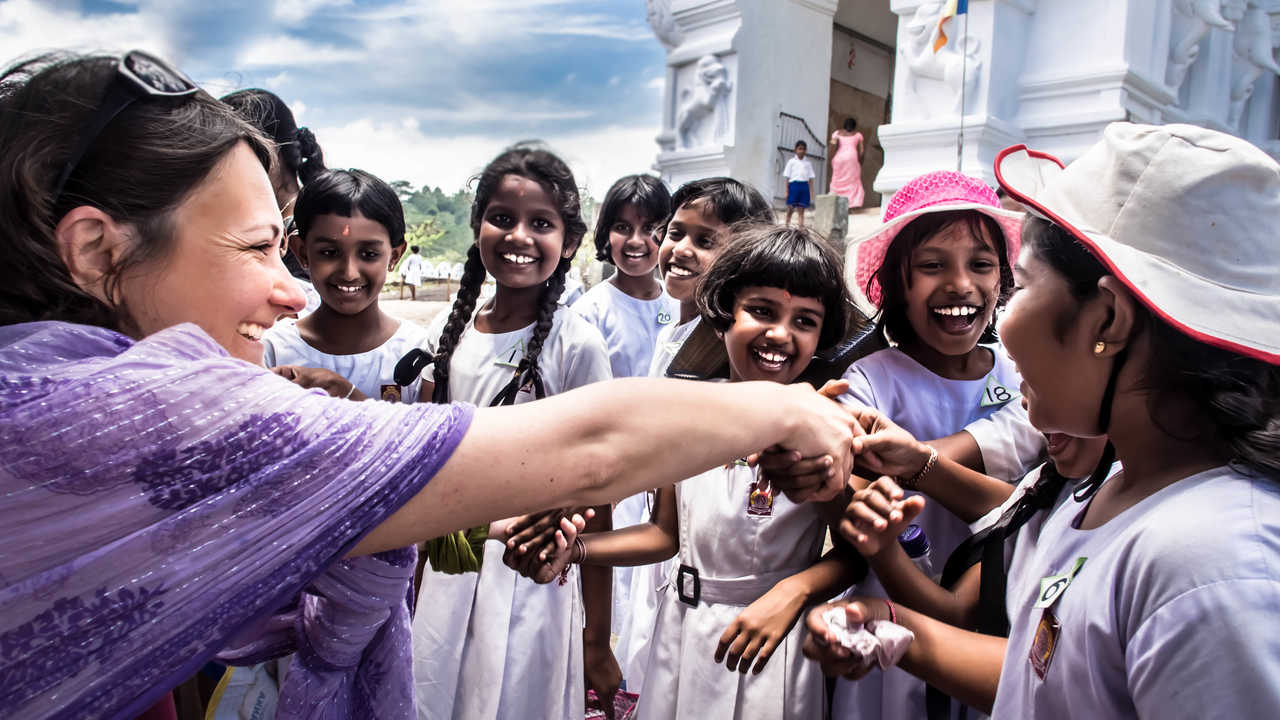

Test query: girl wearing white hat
[804,122,1280,718]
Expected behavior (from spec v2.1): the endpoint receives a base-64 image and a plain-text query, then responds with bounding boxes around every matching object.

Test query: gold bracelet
[901,445,938,490]
[573,536,587,564]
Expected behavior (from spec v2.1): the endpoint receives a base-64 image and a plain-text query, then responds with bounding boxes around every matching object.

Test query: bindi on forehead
[341,224,350,237]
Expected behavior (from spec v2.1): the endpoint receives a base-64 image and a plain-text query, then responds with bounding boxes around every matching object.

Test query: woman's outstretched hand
[756,380,860,503]
[802,598,893,680]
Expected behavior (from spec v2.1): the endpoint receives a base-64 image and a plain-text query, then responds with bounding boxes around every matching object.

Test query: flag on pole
[933,0,969,53]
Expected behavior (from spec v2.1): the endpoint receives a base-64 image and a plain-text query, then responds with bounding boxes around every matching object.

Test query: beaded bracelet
[901,445,938,490]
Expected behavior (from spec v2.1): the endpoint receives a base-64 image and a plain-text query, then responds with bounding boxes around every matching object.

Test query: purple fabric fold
[0,322,474,720]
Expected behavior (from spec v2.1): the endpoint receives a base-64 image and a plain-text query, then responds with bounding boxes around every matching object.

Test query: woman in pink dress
[829,117,865,209]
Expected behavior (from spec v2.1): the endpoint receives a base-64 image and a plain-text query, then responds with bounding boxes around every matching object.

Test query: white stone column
[650,0,838,199]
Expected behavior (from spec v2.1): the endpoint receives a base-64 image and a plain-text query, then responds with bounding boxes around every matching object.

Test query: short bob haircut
[592,174,671,262]
[293,169,407,248]
[873,209,1014,345]
[697,223,849,351]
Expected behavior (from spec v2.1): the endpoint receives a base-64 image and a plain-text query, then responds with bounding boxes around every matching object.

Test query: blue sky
[1,0,668,196]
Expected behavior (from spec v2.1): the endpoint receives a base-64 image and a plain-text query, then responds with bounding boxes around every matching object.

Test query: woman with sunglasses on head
[804,123,1280,718]
[0,52,861,720]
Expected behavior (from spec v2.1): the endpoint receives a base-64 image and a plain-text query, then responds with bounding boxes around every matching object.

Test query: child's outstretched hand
[837,476,926,555]
[847,407,935,480]
[801,598,893,680]
[715,580,807,675]
[500,508,593,584]
[272,365,367,400]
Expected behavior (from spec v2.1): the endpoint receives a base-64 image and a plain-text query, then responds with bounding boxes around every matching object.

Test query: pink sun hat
[854,170,1024,307]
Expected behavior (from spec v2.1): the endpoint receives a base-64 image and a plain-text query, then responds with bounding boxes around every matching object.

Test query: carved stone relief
[899,1,982,114]
[645,0,683,49]
[1228,1,1280,127]
[676,55,733,149]
[1168,0,1246,90]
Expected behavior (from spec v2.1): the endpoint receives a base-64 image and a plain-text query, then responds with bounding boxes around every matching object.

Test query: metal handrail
[774,112,828,204]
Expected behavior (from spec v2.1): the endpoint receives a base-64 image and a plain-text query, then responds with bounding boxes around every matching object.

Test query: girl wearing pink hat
[831,170,1044,720]
[805,123,1280,719]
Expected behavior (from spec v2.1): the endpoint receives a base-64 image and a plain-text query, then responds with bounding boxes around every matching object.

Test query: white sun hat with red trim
[995,122,1280,365]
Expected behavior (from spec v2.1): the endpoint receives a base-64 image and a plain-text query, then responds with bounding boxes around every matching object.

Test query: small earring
[1093,341,1106,355]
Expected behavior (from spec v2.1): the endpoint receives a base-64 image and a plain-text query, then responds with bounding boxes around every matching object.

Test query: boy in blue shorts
[784,140,816,227]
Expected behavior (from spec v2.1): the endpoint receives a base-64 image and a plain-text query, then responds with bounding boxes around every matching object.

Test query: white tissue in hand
[821,607,915,668]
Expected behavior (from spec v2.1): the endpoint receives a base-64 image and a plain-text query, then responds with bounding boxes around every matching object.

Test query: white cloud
[608,75,620,87]
[273,0,352,24]
[0,0,175,65]
[645,76,664,91]
[315,116,660,199]
[291,99,307,121]
[265,71,292,89]
[237,35,366,67]
[355,0,651,46]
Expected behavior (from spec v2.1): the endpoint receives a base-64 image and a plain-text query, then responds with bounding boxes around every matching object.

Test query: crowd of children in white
[245,115,1280,720]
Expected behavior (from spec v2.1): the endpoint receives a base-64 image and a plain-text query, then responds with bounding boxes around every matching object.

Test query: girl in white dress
[406,145,613,720]
[263,168,430,402]
[527,224,860,719]
[833,170,1043,720]
[614,177,774,698]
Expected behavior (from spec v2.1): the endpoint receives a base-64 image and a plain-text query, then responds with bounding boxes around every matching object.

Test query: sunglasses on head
[52,50,200,205]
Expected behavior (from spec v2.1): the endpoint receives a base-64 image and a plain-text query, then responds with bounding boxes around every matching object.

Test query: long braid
[430,245,486,403]
[517,257,570,392]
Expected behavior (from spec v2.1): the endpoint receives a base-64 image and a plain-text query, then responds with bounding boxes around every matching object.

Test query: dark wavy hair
[872,210,1014,346]
[430,143,587,403]
[661,177,774,242]
[0,52,273,330]
[592,174,671,262]
[1023,214,1280,479]
[293,169,406,248]
[697,224,849,351]
[220,88,325,186]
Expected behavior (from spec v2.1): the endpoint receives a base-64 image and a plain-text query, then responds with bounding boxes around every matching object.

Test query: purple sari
[0,322,473,719]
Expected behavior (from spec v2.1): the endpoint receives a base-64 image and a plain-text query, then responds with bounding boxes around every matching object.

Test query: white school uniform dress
[572,281,680,380]
[261,318,430,402]
[833,344,1043,720]
[411,306,611,720]
[993,466,1280,718]
[611,315,702,694]
[572,281,680,652]
[635,461,827,720]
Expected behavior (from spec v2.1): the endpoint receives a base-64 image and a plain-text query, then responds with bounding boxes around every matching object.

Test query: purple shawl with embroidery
[0,322,474,719]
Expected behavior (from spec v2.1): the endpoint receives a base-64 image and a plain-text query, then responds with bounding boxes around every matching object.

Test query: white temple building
[645,0,1280,209]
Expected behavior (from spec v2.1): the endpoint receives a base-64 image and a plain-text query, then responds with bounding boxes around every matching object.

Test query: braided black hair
[428,143,585,405]
[220,88,325,186]
[428,245,487,403]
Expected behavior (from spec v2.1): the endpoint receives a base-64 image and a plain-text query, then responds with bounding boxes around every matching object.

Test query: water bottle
[898,524,936,581]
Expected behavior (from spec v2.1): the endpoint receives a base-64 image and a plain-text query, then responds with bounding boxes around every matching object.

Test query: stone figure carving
[646,0,683,49]
[1168,0,1246,89]
[677,55,733,149]
[900,1,981,113]
[1228,1,1280,127]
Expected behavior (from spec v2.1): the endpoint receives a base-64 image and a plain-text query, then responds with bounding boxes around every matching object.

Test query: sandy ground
[380,295,450,327]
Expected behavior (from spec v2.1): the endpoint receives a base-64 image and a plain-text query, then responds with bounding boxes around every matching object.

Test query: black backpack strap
[394,348,433,388]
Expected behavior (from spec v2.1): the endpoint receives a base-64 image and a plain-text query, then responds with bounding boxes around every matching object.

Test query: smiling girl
[647,177,774,377]
[834,170,1042,720]
[516,224,857,719]
[262,168,430,403]
[407,144,614,720]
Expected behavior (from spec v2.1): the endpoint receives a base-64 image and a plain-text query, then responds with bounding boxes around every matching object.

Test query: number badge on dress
[980,375,1018,408]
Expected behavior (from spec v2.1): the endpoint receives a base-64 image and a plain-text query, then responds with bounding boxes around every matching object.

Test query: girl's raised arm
[353,377,857,555]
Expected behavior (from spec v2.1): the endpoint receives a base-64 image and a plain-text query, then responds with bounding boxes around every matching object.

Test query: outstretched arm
[354,378,856,555]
